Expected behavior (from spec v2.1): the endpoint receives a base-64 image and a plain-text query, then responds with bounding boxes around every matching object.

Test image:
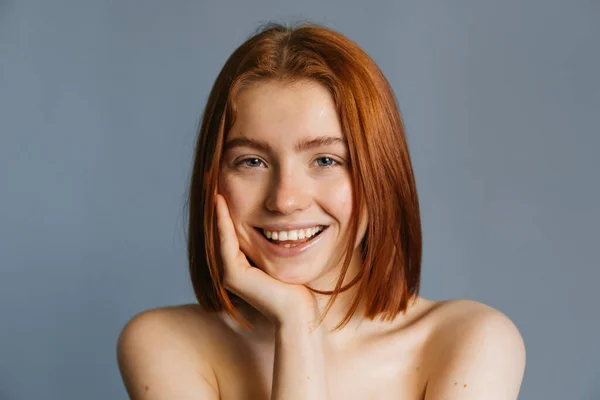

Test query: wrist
[275,310,323,334]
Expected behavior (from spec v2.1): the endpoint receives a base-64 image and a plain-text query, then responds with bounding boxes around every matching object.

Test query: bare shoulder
[116,304,222,399]
[423,299,526,399]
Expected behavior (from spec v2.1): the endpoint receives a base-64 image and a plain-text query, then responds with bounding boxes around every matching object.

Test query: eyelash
[234,157,342,169]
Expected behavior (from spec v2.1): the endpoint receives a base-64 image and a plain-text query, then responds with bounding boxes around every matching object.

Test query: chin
[260,262,323,286]
[245,250,332,286]
[265,268,315,285]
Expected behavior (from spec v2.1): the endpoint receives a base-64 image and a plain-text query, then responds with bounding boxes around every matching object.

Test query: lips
[256,226,327,245]
[252,226,329,257]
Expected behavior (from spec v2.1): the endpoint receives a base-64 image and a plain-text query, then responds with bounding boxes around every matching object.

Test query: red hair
[186,22,422,329]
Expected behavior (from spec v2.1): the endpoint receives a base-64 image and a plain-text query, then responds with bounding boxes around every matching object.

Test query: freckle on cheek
[144,385,149,392]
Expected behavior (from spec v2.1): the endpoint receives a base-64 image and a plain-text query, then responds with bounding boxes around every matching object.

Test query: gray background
[0,0,598,399]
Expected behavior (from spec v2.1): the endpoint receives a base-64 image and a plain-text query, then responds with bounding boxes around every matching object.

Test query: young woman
[117,23,526,399]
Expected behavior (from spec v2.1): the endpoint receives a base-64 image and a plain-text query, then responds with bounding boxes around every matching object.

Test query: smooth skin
[117,80,526,399]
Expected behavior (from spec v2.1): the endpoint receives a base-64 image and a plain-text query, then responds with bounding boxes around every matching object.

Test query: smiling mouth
[255,226,329,247]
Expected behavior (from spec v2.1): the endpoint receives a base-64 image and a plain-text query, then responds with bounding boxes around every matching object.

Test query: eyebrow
[223,135,347,154]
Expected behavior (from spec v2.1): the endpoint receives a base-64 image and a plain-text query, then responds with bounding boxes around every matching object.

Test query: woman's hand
[215,194,319,326]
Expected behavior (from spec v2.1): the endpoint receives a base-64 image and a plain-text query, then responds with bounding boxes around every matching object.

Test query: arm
[116,309,220,400]
[214,193,331,399]
[424,306,526,399]
[271,318,331,400]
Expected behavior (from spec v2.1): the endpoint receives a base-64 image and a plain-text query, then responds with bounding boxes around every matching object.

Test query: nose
[264,168,312,215]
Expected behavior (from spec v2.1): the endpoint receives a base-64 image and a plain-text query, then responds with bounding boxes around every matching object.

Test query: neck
[239,247,370,339]
[308,251,369,336]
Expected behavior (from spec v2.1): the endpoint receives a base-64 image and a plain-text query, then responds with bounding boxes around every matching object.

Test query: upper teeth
[263,226,324,241]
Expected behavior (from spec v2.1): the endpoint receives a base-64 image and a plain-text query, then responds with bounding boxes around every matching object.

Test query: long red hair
[186,22,422,329]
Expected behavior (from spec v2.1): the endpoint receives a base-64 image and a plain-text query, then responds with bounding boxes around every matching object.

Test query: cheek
[218,174,255,224]
[320,177,367,246]
[321,179,354,223]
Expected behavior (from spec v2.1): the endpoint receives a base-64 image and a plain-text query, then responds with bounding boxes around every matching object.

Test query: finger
[215,194,244,279]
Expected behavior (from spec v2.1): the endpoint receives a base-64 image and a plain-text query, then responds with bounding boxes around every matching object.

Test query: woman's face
[218,80,367,287]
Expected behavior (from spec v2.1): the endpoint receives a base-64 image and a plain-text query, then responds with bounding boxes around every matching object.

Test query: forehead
[229,80,344,143]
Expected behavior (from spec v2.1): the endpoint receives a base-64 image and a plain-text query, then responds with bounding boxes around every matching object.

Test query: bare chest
[212,330,428,400]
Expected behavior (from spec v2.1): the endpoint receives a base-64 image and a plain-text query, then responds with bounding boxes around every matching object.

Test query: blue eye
[316,157,338,167]
[236,157,265,168]
[234,157,341,169]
